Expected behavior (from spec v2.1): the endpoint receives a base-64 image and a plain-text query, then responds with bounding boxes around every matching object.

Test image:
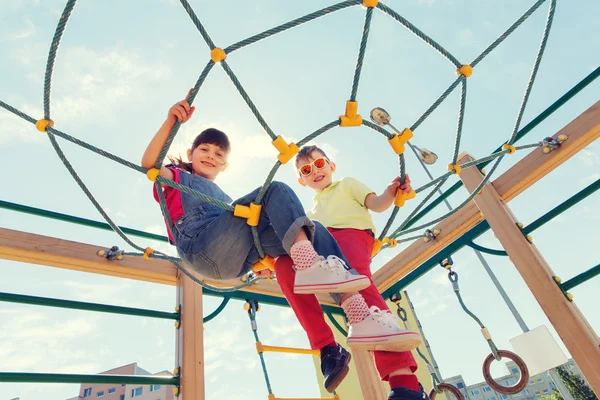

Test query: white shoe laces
[313,256,343,276]
[369,306,399,329]
[325,256,351,276]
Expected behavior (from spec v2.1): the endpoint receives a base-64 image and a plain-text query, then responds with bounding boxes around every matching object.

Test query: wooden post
[353,349,388,400]
[458,152,600,395]
[176,271,205,400]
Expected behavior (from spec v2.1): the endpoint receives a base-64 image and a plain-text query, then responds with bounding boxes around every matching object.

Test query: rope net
[0,0,557,292]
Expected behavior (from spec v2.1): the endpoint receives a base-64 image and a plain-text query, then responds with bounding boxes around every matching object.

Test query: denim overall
[173,172,354,283]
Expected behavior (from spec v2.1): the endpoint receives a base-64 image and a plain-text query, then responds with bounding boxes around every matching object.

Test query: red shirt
[152,167,184,243]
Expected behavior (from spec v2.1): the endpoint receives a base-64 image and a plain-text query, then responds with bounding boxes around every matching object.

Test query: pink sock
[389,374,419,392]
[341,294,370,324]
[290,240,318,271]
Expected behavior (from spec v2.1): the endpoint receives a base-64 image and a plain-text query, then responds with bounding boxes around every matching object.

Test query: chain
[390,292,442,393]
[441,259,501,361]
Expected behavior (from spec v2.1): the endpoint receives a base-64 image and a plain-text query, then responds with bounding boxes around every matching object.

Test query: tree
[556,366,597,400]
[540,388,563,400]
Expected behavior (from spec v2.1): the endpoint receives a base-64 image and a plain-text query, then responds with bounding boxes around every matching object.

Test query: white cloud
[5,18,36,40]
[61,280,132,303]
[270,323,302,336]
[0,104,46,144]
[457,28,475,46]
[432,270,450,286]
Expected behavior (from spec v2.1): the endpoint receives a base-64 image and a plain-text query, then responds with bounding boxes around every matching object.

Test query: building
[443,359,590,400]
[66,363,175,400]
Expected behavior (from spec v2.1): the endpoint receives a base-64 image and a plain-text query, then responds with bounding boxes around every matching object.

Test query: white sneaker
[346,306,422,352]
[294,255,371,294]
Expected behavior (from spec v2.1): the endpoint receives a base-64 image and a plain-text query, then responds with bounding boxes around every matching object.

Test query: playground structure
[0,0,599,399]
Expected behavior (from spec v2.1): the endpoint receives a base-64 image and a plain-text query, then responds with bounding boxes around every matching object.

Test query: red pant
[274,228,417,381]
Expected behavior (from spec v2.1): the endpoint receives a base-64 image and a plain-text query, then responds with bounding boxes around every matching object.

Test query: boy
[273,145,427,400]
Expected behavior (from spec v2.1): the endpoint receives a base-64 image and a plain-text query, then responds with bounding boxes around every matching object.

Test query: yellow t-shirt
[306,176,376,233]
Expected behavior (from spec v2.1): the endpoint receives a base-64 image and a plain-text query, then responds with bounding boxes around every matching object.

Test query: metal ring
[396,307,408,321]
[430,383,464,400]
[482,350,529,395]
[448,270,458,282]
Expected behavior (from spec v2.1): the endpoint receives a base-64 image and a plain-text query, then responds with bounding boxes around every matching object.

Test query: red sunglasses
[298,157,330,176]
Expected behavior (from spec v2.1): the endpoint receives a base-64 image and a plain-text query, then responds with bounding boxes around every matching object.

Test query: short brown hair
[295,145,329,168]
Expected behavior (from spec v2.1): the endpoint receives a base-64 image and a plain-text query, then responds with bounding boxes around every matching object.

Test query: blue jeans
[174,181,354,286]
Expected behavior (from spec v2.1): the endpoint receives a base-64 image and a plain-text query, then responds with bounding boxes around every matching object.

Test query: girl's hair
[168,128,231,173]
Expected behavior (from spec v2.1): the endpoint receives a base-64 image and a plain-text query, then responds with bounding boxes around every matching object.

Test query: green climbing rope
[0,0,560,292]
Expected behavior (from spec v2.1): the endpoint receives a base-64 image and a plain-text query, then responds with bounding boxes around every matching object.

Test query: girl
[142,90,412,358]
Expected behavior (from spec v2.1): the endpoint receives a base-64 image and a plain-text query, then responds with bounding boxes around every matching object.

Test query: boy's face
[187,142,229,181]
[297,150,336,191]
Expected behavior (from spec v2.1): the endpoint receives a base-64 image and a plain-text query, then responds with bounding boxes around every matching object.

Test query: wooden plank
[0,227,338,307]
[373,100,600,292]
[459,153,600,395]
[352,349,388,400]
[176,271,205,400]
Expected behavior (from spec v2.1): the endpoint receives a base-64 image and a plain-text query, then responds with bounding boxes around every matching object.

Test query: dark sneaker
[320,343,352,393]
[389,384,430,400]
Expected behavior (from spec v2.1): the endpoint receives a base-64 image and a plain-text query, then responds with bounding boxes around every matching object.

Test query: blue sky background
[0,0,599,399]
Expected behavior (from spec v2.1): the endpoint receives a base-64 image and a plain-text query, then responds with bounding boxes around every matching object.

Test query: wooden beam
[373,100,600,292]
[0,227,337,307]
[176,270,205,400]
[458,153,600,395]
[352,350,388,400]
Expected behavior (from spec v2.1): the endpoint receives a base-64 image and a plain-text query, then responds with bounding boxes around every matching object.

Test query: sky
[0,0,599,399]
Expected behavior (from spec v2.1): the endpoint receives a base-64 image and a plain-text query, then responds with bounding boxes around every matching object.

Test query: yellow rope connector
[363,0,378,7]
[457,64,473,78]
[210,47,226,62]
[272,135,299,164]
[252,255,276,273]
[339,100,362,127]
[502,144,516,154]
[447,163,462,174]
[35,119,54,132]
[387,128,413,155]
[143,247,154,259]
[146,167,161,181]
[371,237,398,257]
[395,188,416,207]
[256,341,264,354]
[234,203,262,226]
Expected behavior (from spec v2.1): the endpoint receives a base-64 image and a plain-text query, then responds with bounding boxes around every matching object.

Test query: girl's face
[187,143,228,181]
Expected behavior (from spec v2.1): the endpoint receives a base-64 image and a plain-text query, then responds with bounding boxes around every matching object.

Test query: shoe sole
[294,276,370,294]
[325,353,352,393]
[346,333,422,352]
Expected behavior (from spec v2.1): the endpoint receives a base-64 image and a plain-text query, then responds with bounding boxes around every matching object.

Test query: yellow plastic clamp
[234,203,262,226]
[173,367,180,375]
[502,144,516,154]
[252,255,276,273]
[394,189,416,207]
[272,135,299,164]
[339,100,362,127]
[210,47,226,63]
[363,0,378,7]
[173,387,180,396]
[35,119,54,132]
[256,341,264,354]
[526,235,533,243]
[457,64,473,78]
[174,321,181,329]
[143,247,154,259]
[371,237,398,257]
[146,167,161,181]
[447,163,462,174]
[553,276,562,283]
[175,305,180,312]
[387,128,414,155]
